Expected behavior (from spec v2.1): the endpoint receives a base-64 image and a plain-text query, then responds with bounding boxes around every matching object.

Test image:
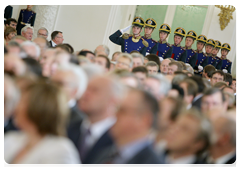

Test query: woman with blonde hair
[4,80,80,164]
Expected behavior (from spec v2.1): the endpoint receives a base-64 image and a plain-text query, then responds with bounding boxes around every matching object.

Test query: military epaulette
[32,10,36,13]
[180,46,185,50]
[122,33,129,39]
[227,59,232,63]
[151,39,158,44]
[166,42,171,47]
[141,38,149,47]
[192,49,196,53]
[215,56,221,59]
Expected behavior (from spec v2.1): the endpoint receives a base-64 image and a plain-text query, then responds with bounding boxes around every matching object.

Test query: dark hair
[171,84,184,99]
[62,43,74,54]
[132,66,148,75]
[203,65,216,77]
[69,54,79,65]
[180,78,198,97]
[97,55,111,69]
[22,57,43,77]
[5,18,17,26]
[232,78,238,86]
[145,54,160,69]
[189,75,206,93]
[78,50,95,57]
[51,31,62,40]
[224,73,233,86]
[210,70,225,80]
[203,87,226,102]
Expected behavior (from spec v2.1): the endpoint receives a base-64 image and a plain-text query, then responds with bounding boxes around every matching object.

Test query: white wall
[53,5,112,53]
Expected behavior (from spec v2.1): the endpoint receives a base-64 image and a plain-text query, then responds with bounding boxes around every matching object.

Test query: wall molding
[164,5,176,41]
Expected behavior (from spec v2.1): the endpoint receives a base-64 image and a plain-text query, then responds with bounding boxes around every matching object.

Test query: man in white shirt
[77,75,126,163]
[164,108,212,164]
[49,31,64,47]
[207,114,236,164]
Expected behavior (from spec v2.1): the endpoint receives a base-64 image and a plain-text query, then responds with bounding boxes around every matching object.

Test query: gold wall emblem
[215,5,235,30]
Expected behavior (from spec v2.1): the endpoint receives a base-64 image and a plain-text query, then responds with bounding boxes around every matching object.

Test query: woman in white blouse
[4,81,81,164]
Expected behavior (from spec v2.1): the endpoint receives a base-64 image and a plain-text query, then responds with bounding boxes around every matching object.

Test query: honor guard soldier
[212,40,223,70]
[221,43,232,74]
[194,35,208,76]
[205,39,216,67]
[156,23,173,61]
[170,27,187,62]
[143,18,158,55]
[184,30,198,68]
[16,5,36,35]
[109,17,148,56]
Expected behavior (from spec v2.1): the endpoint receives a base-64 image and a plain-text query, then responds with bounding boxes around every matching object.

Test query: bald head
[160,59,171,74]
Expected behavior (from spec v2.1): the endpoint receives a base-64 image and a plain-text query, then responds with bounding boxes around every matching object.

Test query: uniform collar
[132,35,141,39]
[221,56,227,60]
[206,53,212,57]
[185,46,192,50]
[159,40,167,44]
[174,43,181,47]
[144,35,152,39]
[196,50,203,53]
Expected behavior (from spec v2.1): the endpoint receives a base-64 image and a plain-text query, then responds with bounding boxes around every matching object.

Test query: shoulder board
[151,39,157,43]
[215,56,221,59]
[203,53,207,57]
[21,9,25,11]
[32,10,36,13]
[122,33,129,39]
[141,38,149,47]
[180,46,185,50]
[227,59,232,63]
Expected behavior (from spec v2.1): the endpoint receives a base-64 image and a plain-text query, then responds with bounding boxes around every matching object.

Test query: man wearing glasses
[37,27,48,39]
[210,70,225,86]
[49,31,64,47]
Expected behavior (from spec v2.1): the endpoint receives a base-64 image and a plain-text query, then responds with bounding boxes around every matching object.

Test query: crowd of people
[4,6,236,164]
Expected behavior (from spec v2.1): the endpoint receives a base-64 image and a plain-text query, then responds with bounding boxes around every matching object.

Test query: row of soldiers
[109,17,232,74]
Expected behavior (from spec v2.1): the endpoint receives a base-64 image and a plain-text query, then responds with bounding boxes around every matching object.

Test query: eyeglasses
[38,33,47,36]
[56,36,63,39]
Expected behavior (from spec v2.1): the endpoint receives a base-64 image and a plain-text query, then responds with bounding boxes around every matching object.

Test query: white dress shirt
[81,116,116,149]
[165,154,197,164]
[50,40,57,47]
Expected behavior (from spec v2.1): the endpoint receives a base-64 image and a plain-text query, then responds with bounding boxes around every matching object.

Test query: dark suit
[192,95,203,111]
[83,130,114,164]
[48,40,54,48]
[4,5,13,20]
[93,141,162,164]
[126,145,163,164]
[67,104,86,150]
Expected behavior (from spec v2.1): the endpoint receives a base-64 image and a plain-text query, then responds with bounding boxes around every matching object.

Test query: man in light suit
[93,88,163,164]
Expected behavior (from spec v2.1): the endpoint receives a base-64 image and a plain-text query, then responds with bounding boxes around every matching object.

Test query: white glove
[223,69,228,73]
[159,57,164,62]
[198,65,203,71]
[120,25,132,33]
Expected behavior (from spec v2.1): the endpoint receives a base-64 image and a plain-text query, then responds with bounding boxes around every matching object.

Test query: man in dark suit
[50,63,88,149]
[4,5,13,21]
[207,114,236,164]
[190,75,206,111]
[93,88,163,164]
[49,31,64,47]
[77,75,126,163]
[164,108,211,164]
